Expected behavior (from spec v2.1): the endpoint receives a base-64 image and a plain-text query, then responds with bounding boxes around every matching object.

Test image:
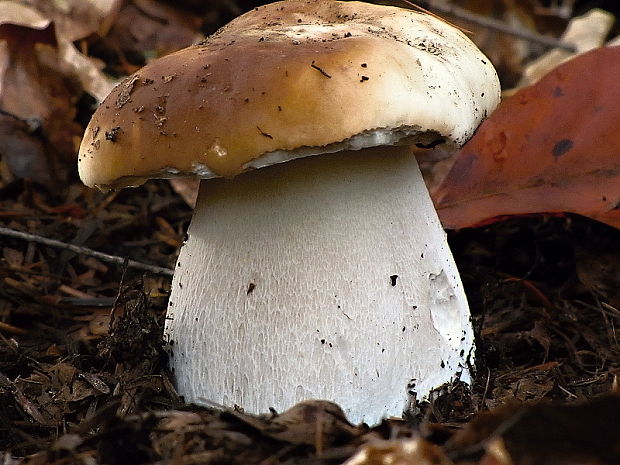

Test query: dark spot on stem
[246,283,256,295]
[390,275,398,286]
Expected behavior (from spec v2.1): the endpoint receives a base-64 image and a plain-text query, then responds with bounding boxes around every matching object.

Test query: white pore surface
[165,146,473,426]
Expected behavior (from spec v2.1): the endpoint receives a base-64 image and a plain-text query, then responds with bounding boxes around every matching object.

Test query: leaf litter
[1,1,620,464]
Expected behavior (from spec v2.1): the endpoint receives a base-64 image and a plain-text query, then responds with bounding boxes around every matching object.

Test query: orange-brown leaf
[433,46,620,230]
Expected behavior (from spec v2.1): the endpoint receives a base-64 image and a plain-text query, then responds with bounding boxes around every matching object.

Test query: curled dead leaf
[19,0,123,41]
[0,1,108,185]
[226,399,359,449]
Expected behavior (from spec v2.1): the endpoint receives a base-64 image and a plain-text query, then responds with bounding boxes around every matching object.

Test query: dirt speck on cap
[116,75,140,109]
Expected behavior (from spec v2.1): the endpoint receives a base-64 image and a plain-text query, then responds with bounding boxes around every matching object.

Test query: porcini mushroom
[78,0,500,425]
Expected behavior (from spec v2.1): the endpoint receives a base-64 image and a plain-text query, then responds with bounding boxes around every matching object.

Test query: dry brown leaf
[345,438,453,465]
[433,46,620,231]
[0,3,56,119]
[227,400,359,448]
[14,385,53,426]
[79,371,110,395]
[19,0,123,41]
[0,1,102,184]
[0,0,51,30]
[56,38,117,102]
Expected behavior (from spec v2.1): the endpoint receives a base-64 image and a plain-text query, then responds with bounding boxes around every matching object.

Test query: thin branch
[0,226,174,277]
[310,62,332,78]
[404,0,576,52]
[0,321,26,336]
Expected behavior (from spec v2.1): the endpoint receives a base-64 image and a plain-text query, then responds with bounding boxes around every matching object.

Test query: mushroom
[78,0,500,425]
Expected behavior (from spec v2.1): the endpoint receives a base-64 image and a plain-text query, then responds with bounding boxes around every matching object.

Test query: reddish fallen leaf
[433,46,620,230]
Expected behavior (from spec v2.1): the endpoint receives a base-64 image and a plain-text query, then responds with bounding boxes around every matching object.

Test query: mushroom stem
[165,145,473,425]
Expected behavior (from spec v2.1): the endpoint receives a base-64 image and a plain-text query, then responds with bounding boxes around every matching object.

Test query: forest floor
[1,1,620,464]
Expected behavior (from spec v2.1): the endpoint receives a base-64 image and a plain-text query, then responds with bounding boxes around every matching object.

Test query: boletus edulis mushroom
[78,0,500,425]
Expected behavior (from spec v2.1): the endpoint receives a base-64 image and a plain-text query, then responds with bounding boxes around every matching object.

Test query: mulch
[2,178,619,463]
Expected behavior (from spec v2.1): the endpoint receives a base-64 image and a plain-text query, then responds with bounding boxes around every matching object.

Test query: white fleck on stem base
[165,146,473,425]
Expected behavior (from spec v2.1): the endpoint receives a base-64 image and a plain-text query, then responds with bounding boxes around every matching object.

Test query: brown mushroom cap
[78,0,500,190]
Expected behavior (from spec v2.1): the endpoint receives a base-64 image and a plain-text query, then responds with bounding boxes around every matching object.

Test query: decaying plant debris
[1,1,620,464]
[2,181,619,463]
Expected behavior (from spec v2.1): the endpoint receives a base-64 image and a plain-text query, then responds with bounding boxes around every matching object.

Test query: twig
[0,321,26,336]
[0,226,174,277]
[403,0,576,52]
[480,366,491,411]
[310,62,332,78]
[110,258,130,329]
